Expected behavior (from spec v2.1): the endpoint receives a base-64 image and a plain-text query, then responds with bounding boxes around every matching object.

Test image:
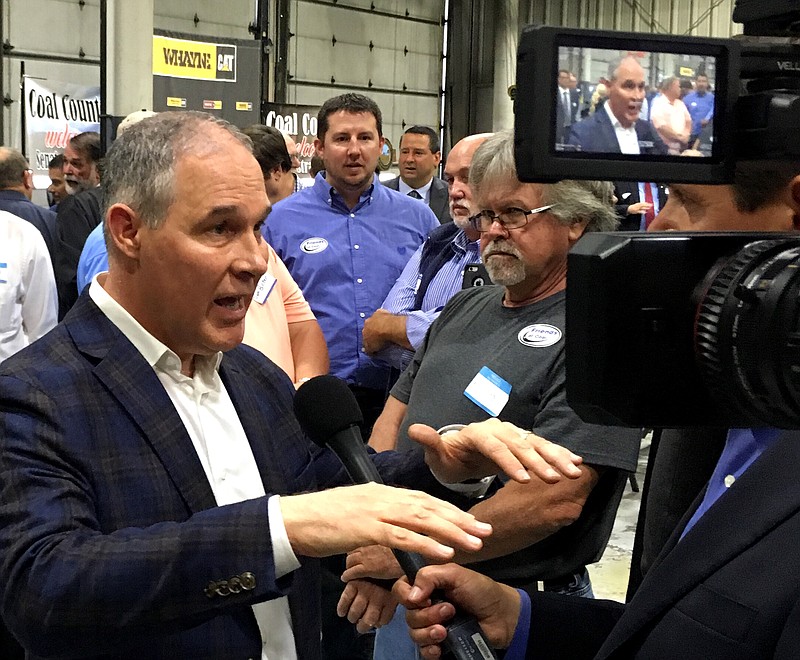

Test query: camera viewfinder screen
[555,46,718,159]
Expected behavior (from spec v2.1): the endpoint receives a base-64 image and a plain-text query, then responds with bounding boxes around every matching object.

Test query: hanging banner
[152,34,237,83]
[152,30,258,127]
[264,103,321,181]
[23,77,100,189]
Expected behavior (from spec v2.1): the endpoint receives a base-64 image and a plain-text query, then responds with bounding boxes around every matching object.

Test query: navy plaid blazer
[0,293,436,659]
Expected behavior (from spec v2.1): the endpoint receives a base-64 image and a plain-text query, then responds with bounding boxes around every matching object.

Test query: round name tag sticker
[300,237,329,254]
[517,324,562,348]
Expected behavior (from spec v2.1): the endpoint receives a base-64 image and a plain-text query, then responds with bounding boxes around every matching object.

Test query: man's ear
[89,163,101,186]
[788,175,800,230]
[22,169,34,193]
[568,218,590,243]
[106,203,143,259]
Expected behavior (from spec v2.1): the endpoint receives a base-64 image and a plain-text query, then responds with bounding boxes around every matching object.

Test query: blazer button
[240,572,256,590]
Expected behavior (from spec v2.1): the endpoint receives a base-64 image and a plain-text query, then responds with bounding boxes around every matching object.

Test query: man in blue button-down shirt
[683,73,715,144]
[264,93,438,429]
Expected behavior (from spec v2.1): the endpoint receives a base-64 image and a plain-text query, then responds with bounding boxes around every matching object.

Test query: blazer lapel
[66,295,217,514]
[219,355,293,496]
[430,179,450,223]
[598,432,800,657]
[597,112,621,154]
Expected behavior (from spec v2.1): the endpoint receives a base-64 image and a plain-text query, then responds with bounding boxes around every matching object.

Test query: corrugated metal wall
[285,0,445,156]
[522,0,741,37]
[445,0,743,137]
[1,0,257,147]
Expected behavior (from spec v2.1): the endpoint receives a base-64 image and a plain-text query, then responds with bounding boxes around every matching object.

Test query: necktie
[407,190,422,200]
[643,183,656,229]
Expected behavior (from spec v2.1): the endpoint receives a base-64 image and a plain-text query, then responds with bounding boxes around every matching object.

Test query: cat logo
[216,45,237,81]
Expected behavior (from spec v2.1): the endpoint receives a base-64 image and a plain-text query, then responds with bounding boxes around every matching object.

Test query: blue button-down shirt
[377,229,481,370]
[681,427,779,539]
[683,91,715,136]
[264,173,438,389]
[77,221,108,292]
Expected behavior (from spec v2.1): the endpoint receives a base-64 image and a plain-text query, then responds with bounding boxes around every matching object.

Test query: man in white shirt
[0,111,578,659]
[0,210,57,363]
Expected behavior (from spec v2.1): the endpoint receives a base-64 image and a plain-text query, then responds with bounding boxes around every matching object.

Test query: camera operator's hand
[394,564,521,657]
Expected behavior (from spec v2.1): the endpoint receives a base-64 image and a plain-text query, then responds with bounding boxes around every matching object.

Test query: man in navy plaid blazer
[0,112,564,659]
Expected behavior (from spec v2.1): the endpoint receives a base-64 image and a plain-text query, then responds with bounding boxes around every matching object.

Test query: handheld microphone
[294,375,498,660]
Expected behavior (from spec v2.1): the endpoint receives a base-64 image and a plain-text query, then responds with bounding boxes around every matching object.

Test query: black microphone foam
[293,374,364,447]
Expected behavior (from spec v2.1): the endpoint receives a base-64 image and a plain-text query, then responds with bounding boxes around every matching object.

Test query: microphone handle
[326,432,498,659]
[392,550,497,660]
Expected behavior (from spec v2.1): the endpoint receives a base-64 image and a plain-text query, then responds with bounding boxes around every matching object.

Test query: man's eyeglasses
[469,204,557,233]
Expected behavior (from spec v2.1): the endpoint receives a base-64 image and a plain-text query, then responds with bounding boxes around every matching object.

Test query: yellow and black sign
[166,97,187,108]
[236,101,253,112]
[153,35,237,82]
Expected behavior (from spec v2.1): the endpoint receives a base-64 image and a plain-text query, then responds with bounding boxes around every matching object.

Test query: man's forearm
[288,319,329,384]
[452,464,600,564]
[368,395,407,452]
[363,310,413,354]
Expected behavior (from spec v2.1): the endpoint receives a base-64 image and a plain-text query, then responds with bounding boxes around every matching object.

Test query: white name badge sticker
[464,366,511,417]
[253,272,277,304]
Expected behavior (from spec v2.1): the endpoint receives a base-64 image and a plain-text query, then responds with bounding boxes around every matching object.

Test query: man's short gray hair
[0,147,30,189]
[469,129,618,233]
[102,111,252,230]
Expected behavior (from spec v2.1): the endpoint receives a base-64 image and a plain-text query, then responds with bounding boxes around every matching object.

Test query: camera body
[512,3,800,428]
[566,232,800,428]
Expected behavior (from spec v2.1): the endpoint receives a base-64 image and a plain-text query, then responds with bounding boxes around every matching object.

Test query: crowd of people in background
[558,65,714,157]
[0,55,795,660]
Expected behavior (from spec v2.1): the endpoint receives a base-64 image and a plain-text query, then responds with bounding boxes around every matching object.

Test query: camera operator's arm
[396,564,625,660]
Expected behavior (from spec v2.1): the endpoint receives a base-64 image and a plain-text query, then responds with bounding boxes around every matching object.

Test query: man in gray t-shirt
[340,131,641,658]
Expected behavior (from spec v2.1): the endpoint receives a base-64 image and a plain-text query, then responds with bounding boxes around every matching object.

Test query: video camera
[512,1,800,428]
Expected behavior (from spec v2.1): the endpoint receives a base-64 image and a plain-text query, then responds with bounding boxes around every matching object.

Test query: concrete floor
[588,434,650,602]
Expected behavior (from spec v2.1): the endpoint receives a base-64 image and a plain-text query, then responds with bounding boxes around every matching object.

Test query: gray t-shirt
[391,285,641,582]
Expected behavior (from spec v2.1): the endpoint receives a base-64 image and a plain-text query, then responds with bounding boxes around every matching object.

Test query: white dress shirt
[398,176,434,204]
[603,103,660,226]
[0,210,57,363]
[89,277,300,660]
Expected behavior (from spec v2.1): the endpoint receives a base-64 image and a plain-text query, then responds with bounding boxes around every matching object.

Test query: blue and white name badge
[464,366,511,417]
[253,272,277,304]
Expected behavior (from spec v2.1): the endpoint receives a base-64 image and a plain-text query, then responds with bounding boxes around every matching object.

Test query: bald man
[362,134,492,376]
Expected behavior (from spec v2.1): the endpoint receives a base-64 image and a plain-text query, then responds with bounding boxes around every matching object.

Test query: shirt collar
[398,177,433,199]
[604,101,636,133]
[452,228,479,254]
[315,172,378,212]
[89,275,222,387]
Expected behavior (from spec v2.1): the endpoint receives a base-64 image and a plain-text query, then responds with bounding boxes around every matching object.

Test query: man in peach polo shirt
[242,124,329,386]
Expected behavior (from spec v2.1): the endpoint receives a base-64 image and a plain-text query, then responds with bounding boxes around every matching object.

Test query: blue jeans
[372,568,593,660]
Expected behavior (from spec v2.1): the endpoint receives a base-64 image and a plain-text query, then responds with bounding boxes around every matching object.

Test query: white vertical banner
[23,77,101,190]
